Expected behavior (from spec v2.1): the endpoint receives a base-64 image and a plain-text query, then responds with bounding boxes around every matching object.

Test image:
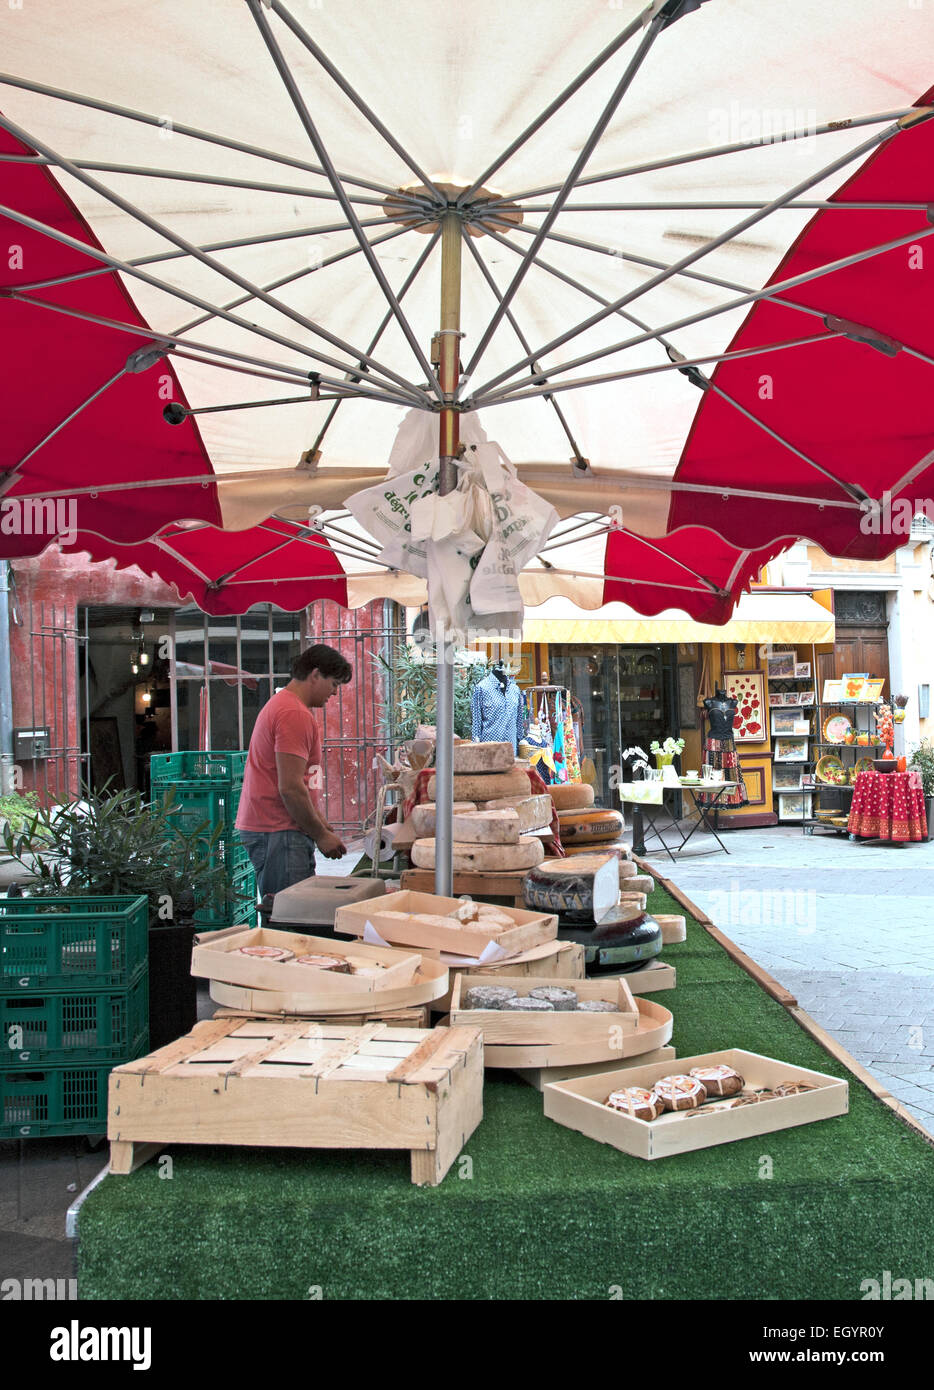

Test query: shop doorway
[546,643,677,804]
[830,591,891,691]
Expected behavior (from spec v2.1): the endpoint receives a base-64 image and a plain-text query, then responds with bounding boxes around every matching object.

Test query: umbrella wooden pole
[434,211,463,897]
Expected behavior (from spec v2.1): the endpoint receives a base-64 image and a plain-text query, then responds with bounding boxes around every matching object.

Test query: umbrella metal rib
[2,289,420,412]
[472,333,834,402]
[462,10,668,383]
[0,192,429,405]
[0,153,419,208]
[506,199,934,214]
[456,6,648,206]
[0,110,431,407]
[268,0,447,207]
[171,220,421,338]
[246,0,443,402]
[460,226,586,464]
[476,222,934,402]
[308,227,443,460]
[468,120,904,399]
[537,522,728,596]
[3,368,126,486]
[478,108,915,210]
[4,215,400,295]
[0,285,364,394]
[0,70,421,202]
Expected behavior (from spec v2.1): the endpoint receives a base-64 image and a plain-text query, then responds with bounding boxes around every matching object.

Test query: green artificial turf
[78,884,934,1300]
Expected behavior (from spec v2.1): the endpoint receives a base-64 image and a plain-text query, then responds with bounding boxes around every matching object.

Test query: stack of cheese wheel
[548,781,624,847]
[413,743,548,873]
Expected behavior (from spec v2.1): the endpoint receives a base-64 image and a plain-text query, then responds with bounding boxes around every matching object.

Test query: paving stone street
[645,823,934,1134]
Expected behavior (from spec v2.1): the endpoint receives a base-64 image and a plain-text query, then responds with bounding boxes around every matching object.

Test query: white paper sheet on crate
[362,920,510,966]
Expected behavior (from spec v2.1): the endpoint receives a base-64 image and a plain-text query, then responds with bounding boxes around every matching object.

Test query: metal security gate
[7,592,86,804]
[304,599,406,837]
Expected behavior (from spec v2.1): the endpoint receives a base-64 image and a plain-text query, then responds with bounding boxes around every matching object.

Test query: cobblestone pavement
[644,823,934,1134]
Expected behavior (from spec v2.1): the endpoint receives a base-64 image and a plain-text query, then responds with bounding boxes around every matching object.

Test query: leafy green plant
[1,782,228,928]
[908,740,934,797]
[372,642,490,745]
[0,790,50,840]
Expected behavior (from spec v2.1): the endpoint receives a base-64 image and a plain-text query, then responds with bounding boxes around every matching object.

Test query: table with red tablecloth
[847,768,928,842]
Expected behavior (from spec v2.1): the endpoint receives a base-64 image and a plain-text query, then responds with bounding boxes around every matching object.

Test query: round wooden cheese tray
[208,956,449,1016]
[481,995,673,1069]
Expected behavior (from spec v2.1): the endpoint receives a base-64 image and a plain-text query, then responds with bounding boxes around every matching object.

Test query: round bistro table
[847,768,928,843]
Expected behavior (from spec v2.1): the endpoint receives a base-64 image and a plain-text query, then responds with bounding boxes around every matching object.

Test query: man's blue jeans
[238,828,316,899]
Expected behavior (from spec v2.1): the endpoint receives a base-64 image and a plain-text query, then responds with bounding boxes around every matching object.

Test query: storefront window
[547,643,678,801]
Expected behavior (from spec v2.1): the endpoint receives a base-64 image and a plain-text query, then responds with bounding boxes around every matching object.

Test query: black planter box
[147,922,198,1051]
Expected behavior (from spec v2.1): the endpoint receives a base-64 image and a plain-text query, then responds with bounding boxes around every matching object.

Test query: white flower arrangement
[650,736,686,756]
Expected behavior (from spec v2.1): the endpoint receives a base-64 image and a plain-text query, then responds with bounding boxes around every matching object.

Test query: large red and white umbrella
[2,0,934,885]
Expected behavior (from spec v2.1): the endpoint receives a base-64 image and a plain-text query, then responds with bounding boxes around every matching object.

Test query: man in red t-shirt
[236,643,352,897]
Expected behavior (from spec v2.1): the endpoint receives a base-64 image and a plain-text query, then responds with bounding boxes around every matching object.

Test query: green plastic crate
[0,1057,143,1138]
[194,866,257,930]
[155,782,247,870]
[150,750,247,788]
[0,972,148,1066]
[0,896,149,994]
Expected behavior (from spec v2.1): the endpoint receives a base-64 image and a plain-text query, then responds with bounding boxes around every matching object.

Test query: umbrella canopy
[55,513,782,622]
[2,0,934,591]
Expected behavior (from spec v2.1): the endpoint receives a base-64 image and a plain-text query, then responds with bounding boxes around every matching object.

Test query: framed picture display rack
[766,647,816,823]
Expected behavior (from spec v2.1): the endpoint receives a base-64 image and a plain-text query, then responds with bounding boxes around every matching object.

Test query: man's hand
[315,829,347,859]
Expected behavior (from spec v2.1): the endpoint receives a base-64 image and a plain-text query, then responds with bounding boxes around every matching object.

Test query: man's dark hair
[292,644,353,683]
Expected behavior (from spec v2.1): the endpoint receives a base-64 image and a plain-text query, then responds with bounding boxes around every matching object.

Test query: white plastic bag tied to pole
[346,410,558,640]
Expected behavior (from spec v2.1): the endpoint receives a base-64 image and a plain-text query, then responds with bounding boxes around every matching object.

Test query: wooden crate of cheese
[108,1018,483,1186]
[191,926,422,996]
[431,939,585,1013]
[543,1049,848,1161]
[450,975,672,1068]
[334,889,557,958]
[206,954,449,1017]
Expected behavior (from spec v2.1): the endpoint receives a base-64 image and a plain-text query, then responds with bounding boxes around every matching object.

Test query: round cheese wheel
[606,1087,663,1121]
[557,808,624,843]
[548,782,595,810]
[689,1065,744,1097]
[523,855,619,924]
[235,946,295,962]
[652,1075,707,1112]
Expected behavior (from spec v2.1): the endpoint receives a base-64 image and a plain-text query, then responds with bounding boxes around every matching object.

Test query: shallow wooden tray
[430,938,585,1013]
[108,1019,483,1186]
[207,953,449,1016]
[476,994,673,1069]
[335,888,557,958]
[451,972,638,1048]
[544,1048,848,1160]
[191,926,421,996]
[619,959,676,993]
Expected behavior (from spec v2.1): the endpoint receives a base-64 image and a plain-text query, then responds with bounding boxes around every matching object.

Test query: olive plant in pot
[907,741,934,840]
[2,783,227,1048]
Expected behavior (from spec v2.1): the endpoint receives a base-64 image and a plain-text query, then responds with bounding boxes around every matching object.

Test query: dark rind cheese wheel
[557,914,664,975]
[506,996,554,1011]
[548,782,595,810]
[528,986,578,1011]
[576,999,618,1013]
[523,855,619,924]
[557,808,625,843]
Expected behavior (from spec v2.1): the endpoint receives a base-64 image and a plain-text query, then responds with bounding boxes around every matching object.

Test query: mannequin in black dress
[698,687,748,807]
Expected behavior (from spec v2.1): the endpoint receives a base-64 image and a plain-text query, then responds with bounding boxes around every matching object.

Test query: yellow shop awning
[522,591,835,646]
